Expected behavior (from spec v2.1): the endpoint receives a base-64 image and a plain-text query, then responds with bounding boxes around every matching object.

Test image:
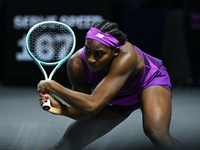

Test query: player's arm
[40,93,91,120]
[38,43,140,116]
[61,48,93,119]
[40,49,93,120]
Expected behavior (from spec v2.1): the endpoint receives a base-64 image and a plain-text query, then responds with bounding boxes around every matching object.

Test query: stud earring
[114,53,118,56]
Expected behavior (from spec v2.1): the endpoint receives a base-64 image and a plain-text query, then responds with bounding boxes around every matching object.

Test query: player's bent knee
[144,127,168,140]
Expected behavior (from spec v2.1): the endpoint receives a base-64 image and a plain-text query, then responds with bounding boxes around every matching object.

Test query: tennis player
[38,20,181,150]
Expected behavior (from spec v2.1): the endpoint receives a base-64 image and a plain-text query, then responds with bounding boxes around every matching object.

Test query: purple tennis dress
[81,45,171,106]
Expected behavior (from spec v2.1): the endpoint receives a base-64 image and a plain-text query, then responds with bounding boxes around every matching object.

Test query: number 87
[35,34,73,62]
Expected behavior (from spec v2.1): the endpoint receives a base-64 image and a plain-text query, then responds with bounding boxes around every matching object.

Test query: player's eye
[96,51,106,56]
[85,47,91,53]
[97,52,103,55]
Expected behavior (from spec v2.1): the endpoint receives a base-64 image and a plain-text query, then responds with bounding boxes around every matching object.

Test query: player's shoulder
[120,42,136,53]
[116,42,137,63]
[111,42,144,75]
[67,47,86,76]
[67,48,86,82]
[68,48,83,67]
[120,42,143,61]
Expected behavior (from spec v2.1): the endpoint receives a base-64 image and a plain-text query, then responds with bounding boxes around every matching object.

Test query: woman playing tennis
[38,20,181,150]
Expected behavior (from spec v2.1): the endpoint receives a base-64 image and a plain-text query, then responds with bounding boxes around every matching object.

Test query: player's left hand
[39,93,65,115]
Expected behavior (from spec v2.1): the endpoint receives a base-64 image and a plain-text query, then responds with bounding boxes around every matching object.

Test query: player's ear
[113,47,119,56]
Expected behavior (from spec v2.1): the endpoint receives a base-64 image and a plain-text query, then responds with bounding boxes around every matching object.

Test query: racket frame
[26,21,76,80]
[26,21,76,110]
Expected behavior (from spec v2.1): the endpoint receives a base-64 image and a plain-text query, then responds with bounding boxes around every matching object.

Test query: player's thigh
[139,85,172,132]
[65,107,126,141]
[50,108,126,150]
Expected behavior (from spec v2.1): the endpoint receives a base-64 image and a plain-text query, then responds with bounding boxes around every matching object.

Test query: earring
[114,53,118,56]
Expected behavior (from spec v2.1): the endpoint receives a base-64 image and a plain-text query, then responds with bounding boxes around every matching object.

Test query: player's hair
[92,20,127,45]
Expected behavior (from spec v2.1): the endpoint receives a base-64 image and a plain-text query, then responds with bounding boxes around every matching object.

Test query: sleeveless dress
[81,44,171,106]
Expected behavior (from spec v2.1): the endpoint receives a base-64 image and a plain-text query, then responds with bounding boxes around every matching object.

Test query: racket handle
[42,99,51,111]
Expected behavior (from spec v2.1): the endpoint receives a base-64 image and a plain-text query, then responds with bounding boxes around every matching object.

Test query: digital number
[16,33,73,62]
[16,34,32,61]
[35,34,55,61]
[35,34,73,62]
[55,34,73,60]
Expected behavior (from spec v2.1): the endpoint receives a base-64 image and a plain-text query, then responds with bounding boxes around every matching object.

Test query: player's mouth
[88,66,99,72]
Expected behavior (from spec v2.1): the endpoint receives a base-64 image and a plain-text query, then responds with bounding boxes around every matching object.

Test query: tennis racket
[26,21,76,110]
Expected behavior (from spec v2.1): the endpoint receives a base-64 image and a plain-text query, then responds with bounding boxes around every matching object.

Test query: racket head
[26,21,76,66]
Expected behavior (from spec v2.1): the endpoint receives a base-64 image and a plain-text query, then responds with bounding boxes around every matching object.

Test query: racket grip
[42,99,51,111]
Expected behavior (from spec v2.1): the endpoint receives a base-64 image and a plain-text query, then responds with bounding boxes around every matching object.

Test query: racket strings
[28,23,74,63]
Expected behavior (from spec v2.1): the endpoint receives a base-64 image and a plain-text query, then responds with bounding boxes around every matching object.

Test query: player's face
[84,39,116,73]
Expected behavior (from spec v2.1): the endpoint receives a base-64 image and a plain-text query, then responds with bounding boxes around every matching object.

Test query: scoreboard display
[2,0,114,86]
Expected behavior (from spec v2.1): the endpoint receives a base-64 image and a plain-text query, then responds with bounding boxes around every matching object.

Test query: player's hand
[37,80,52,94]
[39,93,65,115]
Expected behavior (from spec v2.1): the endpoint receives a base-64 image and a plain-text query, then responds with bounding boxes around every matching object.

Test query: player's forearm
[61,105,91,120]
[49,80,97,115]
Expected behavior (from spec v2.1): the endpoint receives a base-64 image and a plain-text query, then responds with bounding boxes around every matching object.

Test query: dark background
[0,0,199,87]
[1,1,200,150]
